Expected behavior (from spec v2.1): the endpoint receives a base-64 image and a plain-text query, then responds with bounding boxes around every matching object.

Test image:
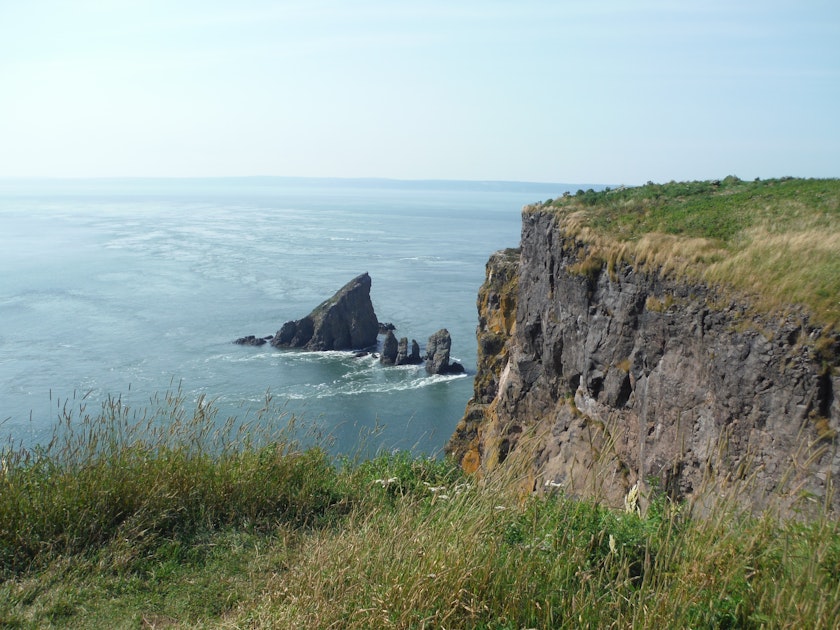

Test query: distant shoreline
[0,176,610,195]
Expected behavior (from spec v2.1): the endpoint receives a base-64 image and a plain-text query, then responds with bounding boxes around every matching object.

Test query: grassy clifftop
[533,177,840,326]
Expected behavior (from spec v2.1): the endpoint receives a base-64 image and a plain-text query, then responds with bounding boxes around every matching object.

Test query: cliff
[448,178,840,512]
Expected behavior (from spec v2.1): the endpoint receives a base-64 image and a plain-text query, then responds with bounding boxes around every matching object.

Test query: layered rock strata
[448,209,840,512]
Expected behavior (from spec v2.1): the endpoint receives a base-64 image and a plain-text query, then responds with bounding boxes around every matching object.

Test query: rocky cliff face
[448,248,520,474]
[448,209,840,512]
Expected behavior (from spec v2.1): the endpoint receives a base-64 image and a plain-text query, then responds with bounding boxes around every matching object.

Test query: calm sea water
[0,178,581,456]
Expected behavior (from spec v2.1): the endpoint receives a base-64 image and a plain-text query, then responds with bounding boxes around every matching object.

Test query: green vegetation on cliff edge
[536,177,840,326]
[2,394,839,628]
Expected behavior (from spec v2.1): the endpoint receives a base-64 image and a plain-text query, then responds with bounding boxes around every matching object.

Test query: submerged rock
[270,272,379,351]
[233,335,267,346]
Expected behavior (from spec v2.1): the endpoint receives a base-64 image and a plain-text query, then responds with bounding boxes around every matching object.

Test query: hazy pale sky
[1,1,838,184]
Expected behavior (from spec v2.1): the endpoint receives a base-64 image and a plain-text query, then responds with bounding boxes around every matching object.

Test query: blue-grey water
[0,178,582,456]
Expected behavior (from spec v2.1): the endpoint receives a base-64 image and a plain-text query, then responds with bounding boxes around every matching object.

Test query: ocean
[0,178,583,456]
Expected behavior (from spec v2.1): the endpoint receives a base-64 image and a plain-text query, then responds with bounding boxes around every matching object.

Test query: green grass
[2,396,840,628]
[537,177,840,327]
[0,389,347,580]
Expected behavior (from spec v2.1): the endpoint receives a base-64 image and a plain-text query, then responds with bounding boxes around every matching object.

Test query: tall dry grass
[2,394,839,628]
[0,387,346,578]
[541,177,840,327]
[239,458,840,629]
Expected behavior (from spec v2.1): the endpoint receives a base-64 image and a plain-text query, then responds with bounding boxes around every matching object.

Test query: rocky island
[269,272,380,352]
[235,271,464,375]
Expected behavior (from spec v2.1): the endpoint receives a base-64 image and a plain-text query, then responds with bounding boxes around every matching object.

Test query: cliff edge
[448,178,840,512]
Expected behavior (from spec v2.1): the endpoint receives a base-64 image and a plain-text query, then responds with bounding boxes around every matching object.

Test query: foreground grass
[2,396,840,628]
[538,176,840,326]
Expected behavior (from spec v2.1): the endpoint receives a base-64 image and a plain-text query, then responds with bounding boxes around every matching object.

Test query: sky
[1,0,838,185]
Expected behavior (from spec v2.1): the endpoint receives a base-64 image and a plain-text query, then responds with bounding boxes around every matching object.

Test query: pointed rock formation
[270,272,379,351]
[236,273,463,371]
[381,332,424,366]
[380,330,399,365]
[397,337,423,366]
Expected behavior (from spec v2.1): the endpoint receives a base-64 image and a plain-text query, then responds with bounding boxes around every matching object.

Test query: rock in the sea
[397,337,424,366]
[270,273,380,351]
[395,337,409,365]
[425,329,465,375]
[380,330,399,365]
[382,332,424,366]
[409,339,422,364]
[378,322,396,334]
[234,335,267,346]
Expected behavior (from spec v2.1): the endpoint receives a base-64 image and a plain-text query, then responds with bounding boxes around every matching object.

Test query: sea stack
[270,272,380,351]
[425,329,465,375]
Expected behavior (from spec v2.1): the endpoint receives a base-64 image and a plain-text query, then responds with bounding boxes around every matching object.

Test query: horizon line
[0,174,613,185]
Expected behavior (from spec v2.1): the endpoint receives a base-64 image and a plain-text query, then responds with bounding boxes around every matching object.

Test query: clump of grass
[0,387,347,579]
[249,468,840,629]
[811,413,838,443]
[614,357,632,373]
[644,293,675,313]
[537,177,840,327]
[568,253,605,286]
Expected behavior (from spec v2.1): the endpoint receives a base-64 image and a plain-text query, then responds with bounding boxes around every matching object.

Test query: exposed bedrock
[425,329,465,375]
[236,274,463,372]
[380,331,423,366]
[447,211,840,512]
[270,272,380,351]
